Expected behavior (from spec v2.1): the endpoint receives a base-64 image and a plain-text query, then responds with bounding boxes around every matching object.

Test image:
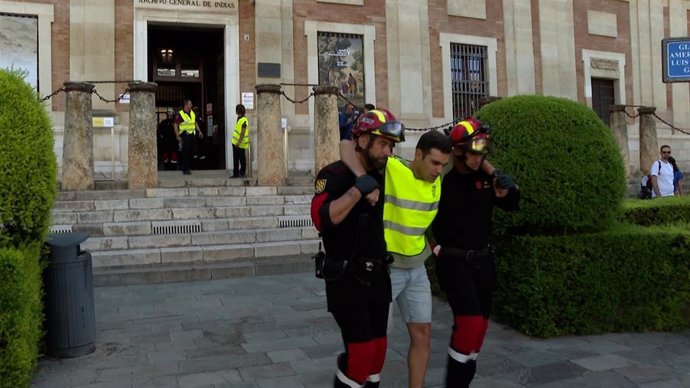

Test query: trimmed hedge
[622,196,690,226]
[476,95,627,235]
[0,246,43,388]
[492,224,690,338]
[0,69,57,247]
[0,69,56,387]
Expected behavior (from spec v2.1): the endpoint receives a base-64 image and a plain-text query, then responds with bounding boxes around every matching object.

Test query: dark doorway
[592,78,615,126]
[148,23,226,170]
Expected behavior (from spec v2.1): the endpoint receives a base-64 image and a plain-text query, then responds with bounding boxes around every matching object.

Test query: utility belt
[313,248,392,287]
[441,245,493,269]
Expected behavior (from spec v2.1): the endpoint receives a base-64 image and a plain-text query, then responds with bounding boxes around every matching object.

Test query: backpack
[639,160,662,199]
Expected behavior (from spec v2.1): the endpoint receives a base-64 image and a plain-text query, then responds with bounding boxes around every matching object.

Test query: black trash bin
[43,232,96,358]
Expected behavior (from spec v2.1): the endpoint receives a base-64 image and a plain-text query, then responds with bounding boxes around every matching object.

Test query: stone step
[88,239,319,269]
[51,204,312,224]
[92,254,313,286]
[63,216,315,237]
[52,194,312,213]
[80,227,319,252]
[55,188,312,204]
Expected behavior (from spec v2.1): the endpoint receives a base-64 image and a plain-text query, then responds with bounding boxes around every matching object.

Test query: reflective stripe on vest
[178,110,196,134]
[233,116,249,149]
[383,157,441,256]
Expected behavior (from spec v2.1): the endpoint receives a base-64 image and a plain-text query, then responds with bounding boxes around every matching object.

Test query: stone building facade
[1,0,689,178]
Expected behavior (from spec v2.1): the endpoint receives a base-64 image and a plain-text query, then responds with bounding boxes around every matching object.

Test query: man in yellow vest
[231,104,249,178]
[174,99,203,175]
[340,130,452,388]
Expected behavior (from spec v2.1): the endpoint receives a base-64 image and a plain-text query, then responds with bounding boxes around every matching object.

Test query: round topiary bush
[476,95,626,235]
[0,69,57,387]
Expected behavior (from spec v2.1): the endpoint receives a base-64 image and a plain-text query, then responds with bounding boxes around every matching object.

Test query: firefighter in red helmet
[311,108,404,388]
[431,117,520,388]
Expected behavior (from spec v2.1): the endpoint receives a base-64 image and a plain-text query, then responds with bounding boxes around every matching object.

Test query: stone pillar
[313,86,340,173]
[128,82,158,189]
[638,106,659,174]
[62,82,95,191]
[609,105,631,178]
[256,84,285,186]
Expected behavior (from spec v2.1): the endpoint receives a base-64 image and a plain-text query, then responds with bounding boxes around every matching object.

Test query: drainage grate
[279,217,313,228]
[152,223,202,235]
[50,225,73,234]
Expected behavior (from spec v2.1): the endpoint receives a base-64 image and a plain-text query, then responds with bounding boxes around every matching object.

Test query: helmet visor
[372,121,405,142]
[466,137,489,154]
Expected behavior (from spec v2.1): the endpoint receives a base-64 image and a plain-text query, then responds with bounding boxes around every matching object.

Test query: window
[0,13,38,90]
[450,43,489,119]
[317,31,365,110]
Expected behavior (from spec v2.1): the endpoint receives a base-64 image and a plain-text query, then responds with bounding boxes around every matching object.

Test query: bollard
[313,86,341,173]
[62,82,95,190]
[256,84,286,186]
[638,106,659,175]
[609,105,631,178]
[128,82,158,189]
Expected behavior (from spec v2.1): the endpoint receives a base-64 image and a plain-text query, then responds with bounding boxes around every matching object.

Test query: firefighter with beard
[431,117,519,388]
[310,109,405,388]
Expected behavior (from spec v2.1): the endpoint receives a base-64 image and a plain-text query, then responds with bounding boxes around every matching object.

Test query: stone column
[638,106,659,174]
[62,82,95,191]
[609,105,631,178]
[256,84,285,186]
[313,86,340,173]
[127,82,158,189]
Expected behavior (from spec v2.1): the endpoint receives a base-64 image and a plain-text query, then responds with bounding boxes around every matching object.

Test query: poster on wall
[317,32,364,110]
[0,14,38,90]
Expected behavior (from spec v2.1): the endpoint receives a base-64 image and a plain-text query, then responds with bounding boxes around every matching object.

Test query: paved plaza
[33,271,690,388]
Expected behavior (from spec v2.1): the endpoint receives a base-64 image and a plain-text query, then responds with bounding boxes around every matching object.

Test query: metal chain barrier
[93,88,130,104]
[38,86,130,104]
[39,87,65,103]
[652,112,690,136]
[281,90,314,104]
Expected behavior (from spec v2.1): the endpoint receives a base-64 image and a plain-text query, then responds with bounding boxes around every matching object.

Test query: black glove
[493,170,517,190]
[354,175,379,196]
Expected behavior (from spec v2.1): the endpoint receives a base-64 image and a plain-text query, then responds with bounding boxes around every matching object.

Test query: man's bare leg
[407,322,431,388]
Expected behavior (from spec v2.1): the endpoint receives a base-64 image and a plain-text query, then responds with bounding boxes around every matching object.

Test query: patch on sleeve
[315,179,327,194]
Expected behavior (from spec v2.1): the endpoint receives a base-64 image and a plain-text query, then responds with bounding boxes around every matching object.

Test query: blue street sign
[662,37,690,82]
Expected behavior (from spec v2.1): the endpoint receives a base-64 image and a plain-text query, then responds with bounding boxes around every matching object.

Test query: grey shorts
[389,266,432,324]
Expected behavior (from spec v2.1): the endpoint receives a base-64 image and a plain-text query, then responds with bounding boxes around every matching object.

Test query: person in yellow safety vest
[340,130,451,388]
[174,99,203,175]
[231,104,250,178]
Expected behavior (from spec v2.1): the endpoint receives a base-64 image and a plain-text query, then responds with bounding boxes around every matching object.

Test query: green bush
[622,196,690,226]
[0,69,56,387]
[476,95,627,235]
[492,224,690,338]
[0,69,57,247]
[0,246,43,388]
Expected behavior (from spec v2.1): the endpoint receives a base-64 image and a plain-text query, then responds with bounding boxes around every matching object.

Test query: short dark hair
[236,104,246,115]
[661,144,671,152]
[364,103,376,111]
[416,130,452,156]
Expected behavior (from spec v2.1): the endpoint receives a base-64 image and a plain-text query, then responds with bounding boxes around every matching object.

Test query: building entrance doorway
[148,23,225,171]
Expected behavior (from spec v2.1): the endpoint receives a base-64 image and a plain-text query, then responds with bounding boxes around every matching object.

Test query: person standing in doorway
[174,99,202,175]
[231,104,249,178]
[158,108,178,170]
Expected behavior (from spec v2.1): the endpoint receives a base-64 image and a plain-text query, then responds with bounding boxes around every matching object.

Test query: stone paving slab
[32,272,690,388]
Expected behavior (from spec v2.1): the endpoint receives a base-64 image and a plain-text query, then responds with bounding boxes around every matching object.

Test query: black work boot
[445,354,476,388]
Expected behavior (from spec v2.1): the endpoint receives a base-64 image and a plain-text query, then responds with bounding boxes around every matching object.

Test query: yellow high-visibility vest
[178,110,196,134]
[383,157,441,256]
[233,116,249,149]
